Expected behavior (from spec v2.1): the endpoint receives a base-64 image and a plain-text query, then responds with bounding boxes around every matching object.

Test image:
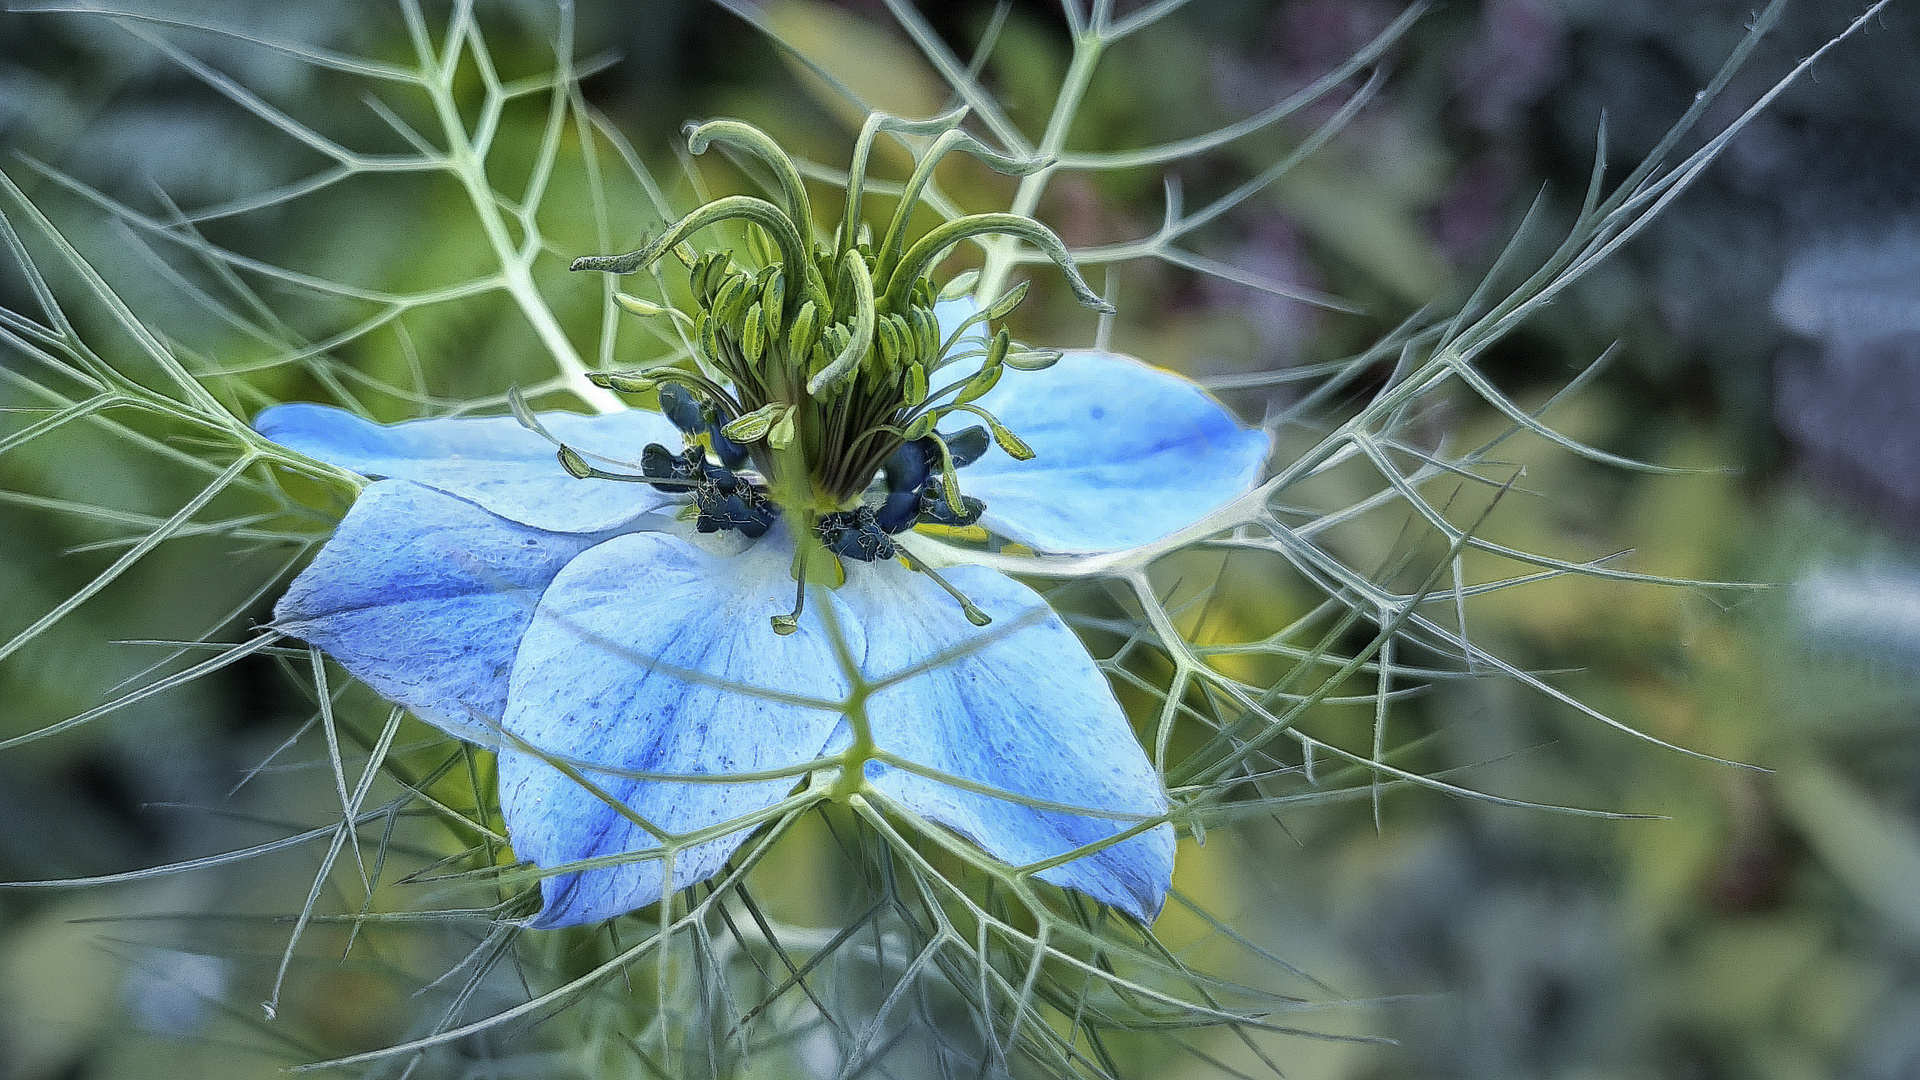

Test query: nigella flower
[257,116,1269,928]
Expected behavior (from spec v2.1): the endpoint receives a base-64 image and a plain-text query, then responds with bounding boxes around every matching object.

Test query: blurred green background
[4,1,1920,1077]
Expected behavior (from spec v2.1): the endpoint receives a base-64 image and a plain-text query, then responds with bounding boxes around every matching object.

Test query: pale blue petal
[956,351,1269,553]
[256,403,682,533]
[273,480,599,745]
[845,560,1174,922]
[499,527,857,927]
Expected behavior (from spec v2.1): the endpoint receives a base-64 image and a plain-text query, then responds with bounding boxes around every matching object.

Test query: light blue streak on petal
[846,560,1174,922]
[957,350,1270,553]
[273,480,600,745]
[256,403,681,533]
[499,527,857,928]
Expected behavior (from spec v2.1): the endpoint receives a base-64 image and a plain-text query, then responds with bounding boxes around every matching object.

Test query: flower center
[556,112,1113,631]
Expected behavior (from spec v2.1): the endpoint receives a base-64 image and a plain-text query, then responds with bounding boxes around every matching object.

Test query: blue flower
[259,347,1267,928]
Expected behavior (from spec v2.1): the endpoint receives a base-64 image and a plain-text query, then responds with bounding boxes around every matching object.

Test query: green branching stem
[421,36,620,415]
[974,28,1103,301]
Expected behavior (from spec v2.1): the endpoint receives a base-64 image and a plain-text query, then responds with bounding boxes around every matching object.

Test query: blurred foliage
[4,1,1920,1079]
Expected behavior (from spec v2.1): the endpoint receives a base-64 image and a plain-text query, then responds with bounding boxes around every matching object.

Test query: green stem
[976,30,1104,302]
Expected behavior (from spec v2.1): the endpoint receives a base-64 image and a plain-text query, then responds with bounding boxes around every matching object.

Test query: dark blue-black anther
[876,489,923,534]
[917,479,984,528]
[697,487,776,538]
[659,382,705,434]
[659,382,750,469]
[640,443,703,491]
[818,506,897,561]
[943,426,990,469]
[708,428,750,470]
[877,438,933,534]
[882,438,932,493]
[873,429,995,534]
[641,440,778,538]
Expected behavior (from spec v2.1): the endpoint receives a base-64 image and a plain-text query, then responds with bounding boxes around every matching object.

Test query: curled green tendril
[571,195,828,318]
[884,212,1111,315]
[873,128,1052,286]
[685,120,815,247]
[841,106,971,261]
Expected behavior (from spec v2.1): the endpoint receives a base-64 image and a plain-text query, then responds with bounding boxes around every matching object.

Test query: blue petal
[498,527,857,927]
[272,480,600,744]
[956,351,1269,553]
[256,403,682,533]
[845,560,1174,922]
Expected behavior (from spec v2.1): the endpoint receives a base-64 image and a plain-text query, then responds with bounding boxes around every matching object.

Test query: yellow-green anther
[951,402,1035,460]
[698,309,723,364]
[768,406,798,450]
[823,325,851,357]
[904,306,934,361]
[956,362,1003,405]
[588,371,658,394]
[986,280,1031,321]
[760,271,786,339]
[902,411,938,441]
[712,273,750,325]
[903,361,928,406]
[787,300,819,362]
[992,422,1033,460]
[721,401,786,443]
[745,221,780,269]
[1004,348,1063,371]
[685,119,815,253]
[884,313,917,364]
[987,327,1010,370]
[875,314,902,367]
[697,252,732,303]
[557,445,593,479]
[807,249,876,397]
[615,293,668,318]
[928,431,965,516]
[808,339,833,377]
[688,254,715,301]
[742,302,767,364]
